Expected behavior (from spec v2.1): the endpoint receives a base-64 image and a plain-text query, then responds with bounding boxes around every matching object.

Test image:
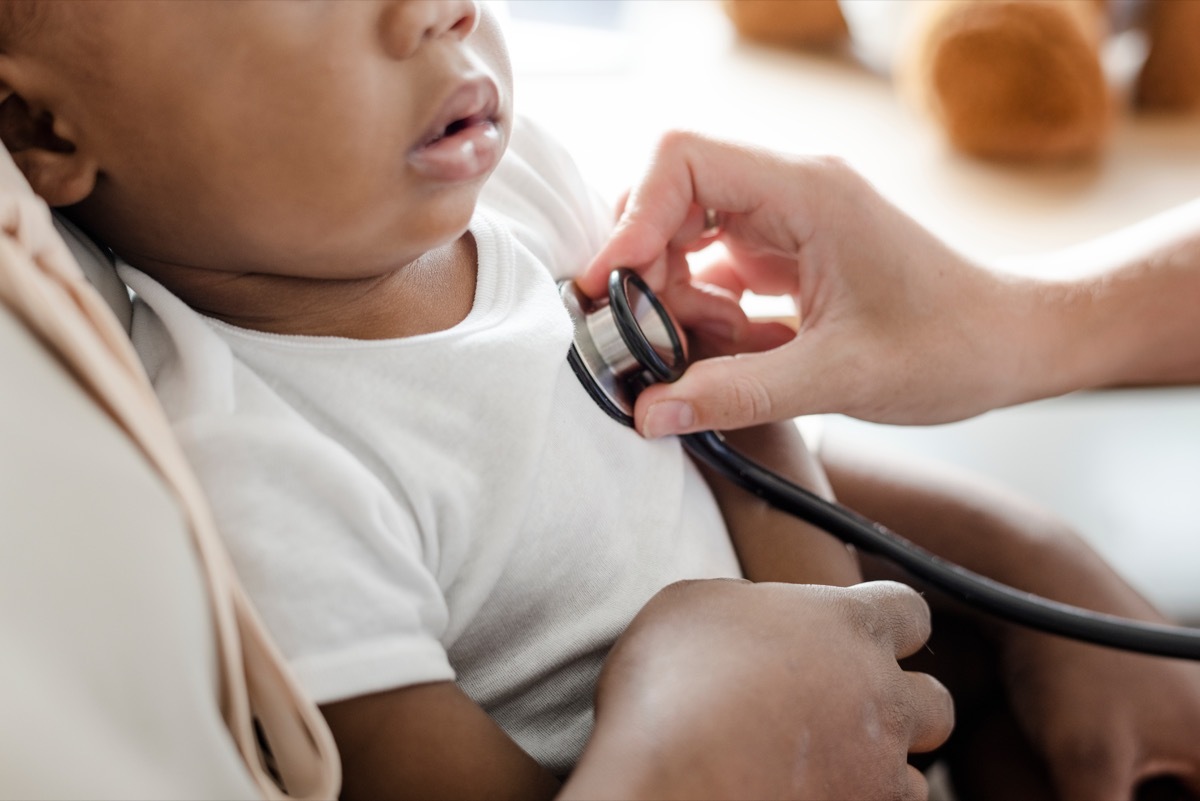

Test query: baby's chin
[404,183,492,248]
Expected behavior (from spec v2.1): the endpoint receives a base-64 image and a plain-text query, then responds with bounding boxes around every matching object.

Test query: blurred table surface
[508,0,1200,619]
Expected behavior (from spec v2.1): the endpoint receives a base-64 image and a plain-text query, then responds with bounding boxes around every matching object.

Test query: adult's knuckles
[852,581,932,647]
[901,765,930,801]
[653,128,708,162]
[908,672,954,751]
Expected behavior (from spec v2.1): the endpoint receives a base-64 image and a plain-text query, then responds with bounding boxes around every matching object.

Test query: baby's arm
[321,682,561,801]
[701,421,861,586]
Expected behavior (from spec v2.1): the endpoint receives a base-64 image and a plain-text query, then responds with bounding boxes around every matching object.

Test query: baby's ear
[0,87,97,206]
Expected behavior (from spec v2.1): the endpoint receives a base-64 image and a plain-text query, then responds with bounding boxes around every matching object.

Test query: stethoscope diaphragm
[560,269,686,426]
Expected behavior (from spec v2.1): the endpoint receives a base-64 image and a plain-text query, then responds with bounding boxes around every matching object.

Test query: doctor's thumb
[634,348,805,437]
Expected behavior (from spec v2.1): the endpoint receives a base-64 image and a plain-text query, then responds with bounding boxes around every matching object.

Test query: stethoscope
[560,269,1200,661]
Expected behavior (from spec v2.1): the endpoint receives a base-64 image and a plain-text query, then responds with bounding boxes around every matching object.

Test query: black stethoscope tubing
[565,269,1200,661]
[684,428,1200,660]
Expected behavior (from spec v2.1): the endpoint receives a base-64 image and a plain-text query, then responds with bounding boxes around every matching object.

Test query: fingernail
[642,400,694,438]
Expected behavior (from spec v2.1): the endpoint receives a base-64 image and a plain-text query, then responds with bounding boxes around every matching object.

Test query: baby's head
[0,0,512,285]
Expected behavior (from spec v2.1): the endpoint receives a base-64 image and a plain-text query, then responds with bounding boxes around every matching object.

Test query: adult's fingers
[692,259,750,298]
[658,279,749,346]
[849,582,953,765]
[578,130,811,298]
[901,765,930,801]
[856,582,954,760]
[671,203,725,252]
[634,337,830,437]
[850,580,934,659]
[904,671,956,755]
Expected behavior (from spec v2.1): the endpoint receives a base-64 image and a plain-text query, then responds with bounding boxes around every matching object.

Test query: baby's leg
[897,596,1057,800]
[699,421,861,587]
[819,435,1198,801]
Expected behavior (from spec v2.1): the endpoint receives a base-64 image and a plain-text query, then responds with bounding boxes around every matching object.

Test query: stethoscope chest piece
[560,269,688,426]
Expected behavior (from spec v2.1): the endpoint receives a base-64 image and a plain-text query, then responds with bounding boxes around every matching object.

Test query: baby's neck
[136,235,478,340]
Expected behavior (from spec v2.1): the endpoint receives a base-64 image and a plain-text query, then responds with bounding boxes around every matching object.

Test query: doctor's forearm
[1012,212,1200,401]
[1055,239,1200,391]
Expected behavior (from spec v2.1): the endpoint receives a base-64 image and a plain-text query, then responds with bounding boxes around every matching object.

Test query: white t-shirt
[121,118,741,774]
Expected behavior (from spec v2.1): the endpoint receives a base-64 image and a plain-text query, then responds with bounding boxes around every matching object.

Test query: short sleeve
[175,410,455,705]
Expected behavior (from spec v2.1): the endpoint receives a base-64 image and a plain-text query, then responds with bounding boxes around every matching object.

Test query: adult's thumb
[633,344,813,436]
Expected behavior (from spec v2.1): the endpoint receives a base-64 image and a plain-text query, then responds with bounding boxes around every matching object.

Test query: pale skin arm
[1036,224,1200,395]
[320,580,953,801]
[578,130,1200,435]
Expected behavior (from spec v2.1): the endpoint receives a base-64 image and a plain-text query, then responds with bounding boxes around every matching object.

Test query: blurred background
[501,0,1200,620]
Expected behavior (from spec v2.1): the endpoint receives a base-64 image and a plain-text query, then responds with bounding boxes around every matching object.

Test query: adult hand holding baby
[565,579,953,801]
[579,130,1042,437]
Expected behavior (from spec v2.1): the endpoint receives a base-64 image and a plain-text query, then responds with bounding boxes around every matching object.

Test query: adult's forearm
[1012,201,1200,402]
[1062,241,1200,389]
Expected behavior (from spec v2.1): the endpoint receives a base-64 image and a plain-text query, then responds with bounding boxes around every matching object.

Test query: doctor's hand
[579,131,1042,437]
[562,579,954,801]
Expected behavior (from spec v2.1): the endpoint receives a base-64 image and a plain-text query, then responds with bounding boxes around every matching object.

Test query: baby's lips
[407,120,502,183]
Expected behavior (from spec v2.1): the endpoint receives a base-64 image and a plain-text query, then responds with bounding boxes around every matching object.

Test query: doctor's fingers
[633,330,849,436]
[580,130,827,298]
[614,189,719,255]
[656,278,751,347]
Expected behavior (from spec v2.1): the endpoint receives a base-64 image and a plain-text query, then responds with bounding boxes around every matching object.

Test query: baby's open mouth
[410,78,503,182]
[424,112,492,146]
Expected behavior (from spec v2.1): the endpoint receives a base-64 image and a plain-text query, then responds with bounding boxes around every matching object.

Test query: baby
[5,2,1200,798]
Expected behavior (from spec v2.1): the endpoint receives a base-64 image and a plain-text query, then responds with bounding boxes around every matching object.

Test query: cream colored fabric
[0,152,339,798]
[0,304,258,799]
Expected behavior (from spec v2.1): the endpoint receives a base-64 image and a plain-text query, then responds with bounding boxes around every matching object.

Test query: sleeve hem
[292,638,456,705]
